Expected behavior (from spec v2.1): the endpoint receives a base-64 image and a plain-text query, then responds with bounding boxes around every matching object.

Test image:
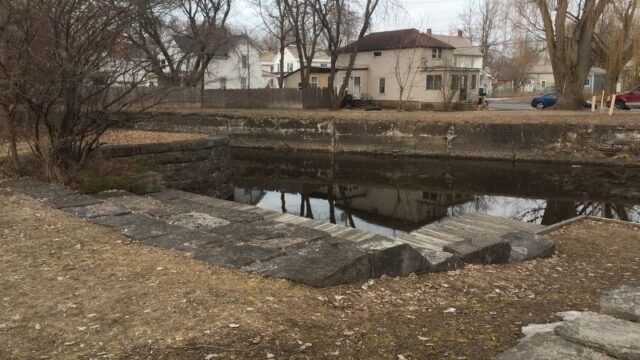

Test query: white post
[591,96,596,112]
[600,90,605,113]
[609,94,616,116]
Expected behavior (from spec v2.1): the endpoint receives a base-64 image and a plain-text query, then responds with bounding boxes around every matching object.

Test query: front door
[352,76,361,99]
[459,75,468,102]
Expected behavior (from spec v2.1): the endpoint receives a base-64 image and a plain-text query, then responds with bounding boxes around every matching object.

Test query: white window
[541,80,547,89]
[219,77,227,90]
[373,51,382,57]
[287,63,294,72]
[432,48,442,59]
[320,63,328,67]
[584,76,591,86]
[378,77,386,94]
[426,75,442,90]
[311,76,318,88]
[240,77,247,89]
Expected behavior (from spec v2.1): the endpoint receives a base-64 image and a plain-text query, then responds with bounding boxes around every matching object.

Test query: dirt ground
[157,107,640,126]
[0,192,639,360]
[100,130,206,145]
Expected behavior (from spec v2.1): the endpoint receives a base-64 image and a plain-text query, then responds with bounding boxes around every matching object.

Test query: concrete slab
[245,238,371,287]
[167,211,230,230]
[357,236,426,277]
[65,203,132,219]
[140,228,228,252]
[495,332,615,360]
[600,285,640,323]
[555,312,640,360]
[193,243,282,268]
[91,213,181,240]
[443,237,511,264]
[415,247,464,272]
[503,230,556,262]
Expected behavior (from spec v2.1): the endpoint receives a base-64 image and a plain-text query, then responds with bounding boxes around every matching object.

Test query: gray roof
[431,34,483,57]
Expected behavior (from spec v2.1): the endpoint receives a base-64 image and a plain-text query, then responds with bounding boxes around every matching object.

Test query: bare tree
[254,0,291,88]
[459,0,502,68]
[127,0,233,87]
[315,0,384,108]
[284,0,323,89]
[521,0,612,109]
[593,0,639,93]
[492,35,541,92]
[392,41,424,110]
[0,0,152,182]
[439,53,460,111]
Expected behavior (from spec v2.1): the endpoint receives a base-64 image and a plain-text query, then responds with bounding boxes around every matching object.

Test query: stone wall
[116,111,640,166]
[98,136,232,198]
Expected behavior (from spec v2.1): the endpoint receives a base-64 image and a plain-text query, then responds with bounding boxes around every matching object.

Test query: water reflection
[231,149,640,236]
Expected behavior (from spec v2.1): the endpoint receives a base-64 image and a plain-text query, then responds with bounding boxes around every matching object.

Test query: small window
[541,80,547,88]
[426,75,442,90]
[311,76,318,88]
[450,74,460,89]
[240,77,247,89]
[320,63,328,67]
[432,48,442,59]
[373,51,382,57]
[471,74,477,90]
[219,77,227,90]
[287,63,294,72]
[378,77,386,94]
[584,76,591,86]
[241,55,248,69]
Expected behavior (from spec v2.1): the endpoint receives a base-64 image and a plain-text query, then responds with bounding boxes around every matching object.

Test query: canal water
[231,149,640,237]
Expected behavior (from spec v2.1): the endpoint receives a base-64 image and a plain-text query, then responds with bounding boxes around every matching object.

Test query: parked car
[606,86,640,110]
[530,92,593,110]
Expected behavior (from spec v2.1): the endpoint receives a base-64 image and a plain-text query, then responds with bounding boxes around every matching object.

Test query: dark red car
[607,86,640,110]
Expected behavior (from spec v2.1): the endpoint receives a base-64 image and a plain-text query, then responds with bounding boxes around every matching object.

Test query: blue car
[531,92,558,109]
[531,92,593,110]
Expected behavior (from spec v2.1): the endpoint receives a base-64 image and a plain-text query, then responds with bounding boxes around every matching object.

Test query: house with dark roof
[331,28,486,109]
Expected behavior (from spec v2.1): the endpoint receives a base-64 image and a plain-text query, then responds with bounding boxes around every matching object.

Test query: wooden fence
[106,86,333,110]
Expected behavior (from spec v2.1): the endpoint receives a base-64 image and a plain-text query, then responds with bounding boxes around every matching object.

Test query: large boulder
[495,332,615,360]
[414,247,464,272]
[502,230,556,262]
[442,237,511,264]
[554,312,640,360]
[357,236,426,277]
[600,285,640,323]
[245,238,371,287]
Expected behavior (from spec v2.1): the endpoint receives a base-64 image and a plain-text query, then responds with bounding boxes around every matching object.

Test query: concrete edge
[537,215,640,235]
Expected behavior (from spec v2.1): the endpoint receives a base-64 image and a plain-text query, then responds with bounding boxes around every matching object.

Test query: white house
[172,33,264,89]
[271,46,331,74]
[332,28,485,109]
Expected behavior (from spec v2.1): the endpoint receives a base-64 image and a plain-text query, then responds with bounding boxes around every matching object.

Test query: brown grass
[0,192,639,360]
[100,130,206,145]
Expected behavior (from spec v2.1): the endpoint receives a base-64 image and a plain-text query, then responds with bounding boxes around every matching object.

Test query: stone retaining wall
[98,136,232,198]
[115,111,640,166]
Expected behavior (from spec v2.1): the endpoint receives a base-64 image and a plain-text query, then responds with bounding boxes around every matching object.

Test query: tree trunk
[7,118,21,176]
[278,44,286,88]
[554,71,589,109]
[604,65,623,94]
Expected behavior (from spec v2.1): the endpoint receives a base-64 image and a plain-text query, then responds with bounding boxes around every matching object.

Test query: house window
[541,80,547,89]
[240,77,247,89]
[426,75,442,90]
[311,76,318,88]
[320,63,328,67]
[287,62,294,72]
[471,74,477,90]
[241,55,248,69]
[451,74,460,89]
[219,77,227,90]
[584,76,591,86]
[432,48,442,59]
[373,51,382,57]
[378,77,386,94]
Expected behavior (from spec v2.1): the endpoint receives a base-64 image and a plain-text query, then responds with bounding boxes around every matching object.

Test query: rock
[495,332,615,360]
[600,285,640,322]
[167,212,230,230]
[502,230,555,262]
[415,247,464,272]
[554,311,640,360]
[521,322,563,338]
[125,171,164,194]
[65,202,131,219]
[442,236,511,264]
[140,228,227,252]
[193,243,282,268]
[357,236,426,277]
[91,213,181,240]
[245,238,371,287]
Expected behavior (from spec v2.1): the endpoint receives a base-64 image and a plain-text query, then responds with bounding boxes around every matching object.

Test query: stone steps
[496,286,640,359]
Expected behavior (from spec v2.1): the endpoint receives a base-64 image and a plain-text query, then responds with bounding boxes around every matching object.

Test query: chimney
[458,30,463,37]
[427,28,432,35]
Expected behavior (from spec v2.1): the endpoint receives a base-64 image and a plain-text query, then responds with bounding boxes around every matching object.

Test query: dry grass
[100,130,206,146]
[156,107,640,126]
[0,192,639,360]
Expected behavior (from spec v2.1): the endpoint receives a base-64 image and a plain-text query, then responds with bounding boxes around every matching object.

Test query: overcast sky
[236,0,469,37]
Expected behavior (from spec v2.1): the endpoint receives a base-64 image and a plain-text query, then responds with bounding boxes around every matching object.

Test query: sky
[235,0,469,37]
